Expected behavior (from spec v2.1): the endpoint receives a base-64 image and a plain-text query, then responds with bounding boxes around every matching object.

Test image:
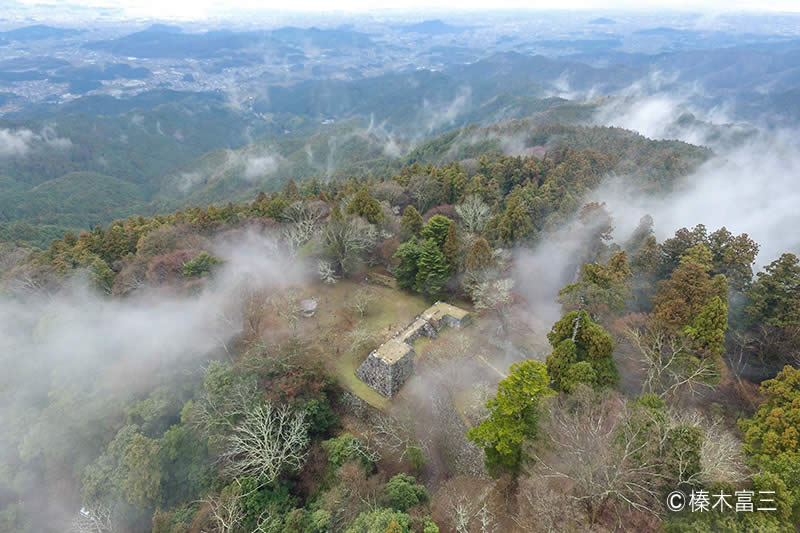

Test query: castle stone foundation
[355,301,471,397]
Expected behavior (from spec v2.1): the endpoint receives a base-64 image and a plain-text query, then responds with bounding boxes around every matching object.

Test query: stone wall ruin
[355,301,471,397]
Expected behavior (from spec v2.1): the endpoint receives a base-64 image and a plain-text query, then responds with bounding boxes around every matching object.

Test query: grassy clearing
[292,275,515,416]
[333,350,390,410]
[299,277,429,410]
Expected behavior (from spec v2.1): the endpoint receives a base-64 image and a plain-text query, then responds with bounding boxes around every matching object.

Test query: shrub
[384,474,429,511]
[182,251,222,277]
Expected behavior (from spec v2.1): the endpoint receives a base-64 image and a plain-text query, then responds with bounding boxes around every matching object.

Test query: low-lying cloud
[0,128,37,157]
[513,218,600,339]
[591,73,756,150]
[1,230,306,394]
[0,126,72,158]
[0,232,307,526]
[423,85,472,134]
[513,101,800,337]
[592,129,800,267]
[174,146,285,192]
[244,153,281,180]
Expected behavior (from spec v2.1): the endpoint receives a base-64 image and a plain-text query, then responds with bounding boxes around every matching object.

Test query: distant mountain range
[2,18,800,246]
[0,24,82,42]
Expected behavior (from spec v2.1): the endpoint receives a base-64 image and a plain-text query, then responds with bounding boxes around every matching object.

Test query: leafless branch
[69,503,115,533]
[281,201,323,249]
[624,322,716,401]
[219,403,310,486]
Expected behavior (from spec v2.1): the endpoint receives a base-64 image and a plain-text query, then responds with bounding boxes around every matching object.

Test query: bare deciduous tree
[348,327,378,357]
[728,330,751,384]
[281,201,323,249]
[243,287,267,338]
[318,260,338,284]
[253,507,283,533]
[455,194,491,234]
[624,321,717,401]
[435,479,497,533]
[531,388,666,525]
[349,286,376,318]
[213,306,242,360]
[269,288,301,332]
[189,374,261,448]
[408,174,443,214]
[205,485,245,533]
[730,325,800,369]
[369,412,422,460]
[69,504,115,533]
[450,495,473,533]
[342,434,382,464]
[370,181,407,206]
[471,278,514,331]
[476,502,498,533]
[514,476,581,533]
[219,402,310,485]
[111,262,147,296]
[670,409,749,485]
[324,217,377,274]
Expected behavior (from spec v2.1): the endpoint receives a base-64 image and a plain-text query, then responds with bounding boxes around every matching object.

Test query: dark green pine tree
[394,239,421,290]
[415,238,451,298]
[421,215,453,248]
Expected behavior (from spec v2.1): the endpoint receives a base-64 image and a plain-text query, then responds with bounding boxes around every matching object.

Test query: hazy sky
[17,0,800,19]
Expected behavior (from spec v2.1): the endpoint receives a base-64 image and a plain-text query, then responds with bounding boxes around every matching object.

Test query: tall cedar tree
[465,237,492,272]
[652,244,728,328]
[283,179,299,201]
[487,197,534,246]
[578,202,614,264]
[659,224,759,292]
[684,295,728,356]
[630,235,660,309]
[442,221,459,272]
[415,238,450,298]
[346,187,385,225]
[400,205,423,238]
[744,253,800,328]
[558,250,632,316]
[545,310,619,392]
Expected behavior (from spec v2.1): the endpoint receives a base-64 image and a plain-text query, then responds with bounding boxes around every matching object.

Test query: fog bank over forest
[591,128,800,267]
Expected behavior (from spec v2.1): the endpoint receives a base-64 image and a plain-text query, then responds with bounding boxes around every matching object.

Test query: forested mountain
[3,14,798,248]
[0,104,709,248]
[2,140,799,532]
[2,7,800,533]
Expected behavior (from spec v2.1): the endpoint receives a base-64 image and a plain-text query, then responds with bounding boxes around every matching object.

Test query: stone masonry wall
[355,302,470,398]
[355,347,415,397]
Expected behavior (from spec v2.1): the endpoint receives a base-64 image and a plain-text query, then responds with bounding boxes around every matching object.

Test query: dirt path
[477,354,508,378]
